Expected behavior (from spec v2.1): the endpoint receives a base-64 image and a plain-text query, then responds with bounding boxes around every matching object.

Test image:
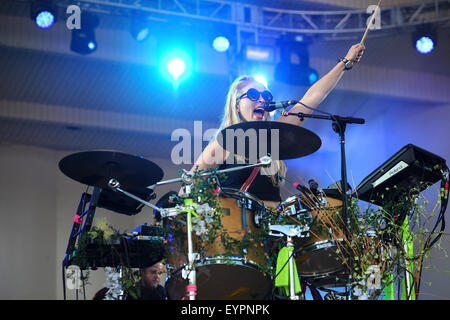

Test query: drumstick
[360,0,382,45]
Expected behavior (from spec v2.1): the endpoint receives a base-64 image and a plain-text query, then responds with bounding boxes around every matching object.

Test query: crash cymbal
[218,121,321,160]
[59,150,164,190]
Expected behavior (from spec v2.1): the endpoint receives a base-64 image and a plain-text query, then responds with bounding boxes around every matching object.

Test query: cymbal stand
[181,195,198,300]
[269,224,309,300]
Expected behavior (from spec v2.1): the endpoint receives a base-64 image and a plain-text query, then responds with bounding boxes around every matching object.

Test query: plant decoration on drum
[177,167,226,243]
[72,217,163,299]
[173,167,276,274]
[321,182,448,300]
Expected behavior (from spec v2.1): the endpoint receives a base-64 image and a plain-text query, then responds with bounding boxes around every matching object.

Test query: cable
[414,166,449,298]
[62,262,66,300]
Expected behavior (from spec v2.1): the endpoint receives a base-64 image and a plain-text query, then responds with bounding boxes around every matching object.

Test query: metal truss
[23,0,450,42]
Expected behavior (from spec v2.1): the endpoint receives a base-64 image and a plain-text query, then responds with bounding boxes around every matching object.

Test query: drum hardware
[269,225,309,300]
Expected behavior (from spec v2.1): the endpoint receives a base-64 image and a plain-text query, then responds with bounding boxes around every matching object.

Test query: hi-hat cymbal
[59,150,164,190]
[218,121,321,160]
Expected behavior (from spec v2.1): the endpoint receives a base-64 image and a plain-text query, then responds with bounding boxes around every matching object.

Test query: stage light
[31,1,56,29]
[70,12,99,55]
[254,74,268,88]
[87,41,96,51]
[156,25,196,87]
[212,36,230,52]
[130,18,151,42]
[35,10,55,29]
[412,24,437,55]
[415,36,434,54]
[158,48,193,86]
[308,69,319,84]
[167,58,186,80]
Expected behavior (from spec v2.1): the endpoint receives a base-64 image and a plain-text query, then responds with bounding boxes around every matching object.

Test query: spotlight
[70,12,99,55]
[35,10,55,29]
[159,48,193,85]
[157,26,195,86]
[130,15,151,42]
[412,24,437,55]
[254,74,268,88]
[167,58,186,80]
[307,69,319,84]
[415,36,434,54]
[212,36,230,52]
[208,22,236,53]
[31,1,56,29]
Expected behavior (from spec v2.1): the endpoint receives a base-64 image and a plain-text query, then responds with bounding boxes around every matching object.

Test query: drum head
[166,258,272,300]
[296,240,345,280]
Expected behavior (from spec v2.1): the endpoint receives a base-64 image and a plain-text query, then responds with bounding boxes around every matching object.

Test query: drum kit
[59,121,357,300]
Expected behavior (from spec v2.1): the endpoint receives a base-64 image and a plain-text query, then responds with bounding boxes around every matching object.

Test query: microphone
[264,100,298,112]
[308,179,320,195]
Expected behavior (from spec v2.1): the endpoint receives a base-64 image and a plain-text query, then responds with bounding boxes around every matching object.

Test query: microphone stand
[281,107,365,291]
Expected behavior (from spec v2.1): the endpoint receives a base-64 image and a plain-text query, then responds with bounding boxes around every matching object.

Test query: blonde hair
[218,75,287,186]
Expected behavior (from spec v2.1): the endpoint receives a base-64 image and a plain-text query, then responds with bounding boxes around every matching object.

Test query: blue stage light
[308,70,319,84]
[159,48,193,86]
[35,10,55,29]
[87,41,96,50]
[415,36,434,54]
[70,12,99,55]
[136,28,150,42]
[167,58,186,80]
[130,18,151,42]
[254,74,268,88]
[212,36,230,52]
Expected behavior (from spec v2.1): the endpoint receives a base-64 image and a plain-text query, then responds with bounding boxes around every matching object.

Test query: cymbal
[59,150,164,190]
[218,121,321,160]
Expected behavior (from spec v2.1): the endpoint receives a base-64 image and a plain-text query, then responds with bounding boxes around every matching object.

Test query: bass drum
[165,188,272,300]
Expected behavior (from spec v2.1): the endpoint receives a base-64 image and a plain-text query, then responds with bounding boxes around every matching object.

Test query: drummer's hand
[344,43,365,63]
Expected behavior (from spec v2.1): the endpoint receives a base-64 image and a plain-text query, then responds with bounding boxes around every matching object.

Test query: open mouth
[253,107,265,118]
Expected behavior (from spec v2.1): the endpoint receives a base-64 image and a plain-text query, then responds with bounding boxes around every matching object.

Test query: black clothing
[126,284,167,300]
[218,162,281,202]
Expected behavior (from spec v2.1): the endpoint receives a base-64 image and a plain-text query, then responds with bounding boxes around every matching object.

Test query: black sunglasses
[236,88,273,104]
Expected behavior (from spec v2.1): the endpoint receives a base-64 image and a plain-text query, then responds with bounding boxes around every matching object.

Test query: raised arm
[277,43,365,126]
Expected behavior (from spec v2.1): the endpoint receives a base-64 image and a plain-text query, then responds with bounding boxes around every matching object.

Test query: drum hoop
[298,238,344,254]
[299,269,348,282]
[219,187,265,207]
[170,255,264,273]
[198,255,262,269]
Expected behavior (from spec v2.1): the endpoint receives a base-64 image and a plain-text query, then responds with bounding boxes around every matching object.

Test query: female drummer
[185,43,365,208]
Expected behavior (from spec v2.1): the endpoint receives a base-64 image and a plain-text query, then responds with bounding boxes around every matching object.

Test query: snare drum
[278,195,311,219]
[165,188,272,300]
